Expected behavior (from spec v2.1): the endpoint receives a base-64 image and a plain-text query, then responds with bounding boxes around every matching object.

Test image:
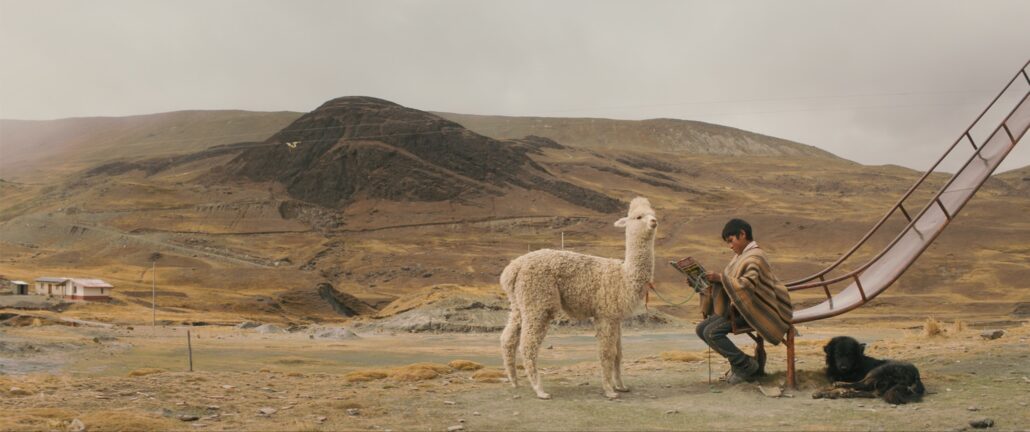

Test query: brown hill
[0,110,301,181]
[995,164,1030,196]
[434,112,842,159]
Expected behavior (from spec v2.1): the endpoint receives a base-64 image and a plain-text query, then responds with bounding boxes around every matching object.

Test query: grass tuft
[659,351,705,362]
[448,359,484,371]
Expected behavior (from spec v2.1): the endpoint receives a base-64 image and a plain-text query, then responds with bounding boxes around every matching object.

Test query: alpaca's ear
[823,344,830,354]
[614,217,628,227]
[859,343,866,354]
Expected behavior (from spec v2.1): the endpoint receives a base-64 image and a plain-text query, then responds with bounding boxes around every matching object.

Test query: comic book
[669,257,710,293]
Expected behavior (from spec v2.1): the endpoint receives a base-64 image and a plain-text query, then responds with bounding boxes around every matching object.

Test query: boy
[696,218,793,383]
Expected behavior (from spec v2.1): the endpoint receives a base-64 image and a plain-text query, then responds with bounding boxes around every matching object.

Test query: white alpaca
[499,197,657,399]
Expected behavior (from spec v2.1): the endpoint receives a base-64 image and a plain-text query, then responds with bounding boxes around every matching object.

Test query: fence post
[187,330,194,372]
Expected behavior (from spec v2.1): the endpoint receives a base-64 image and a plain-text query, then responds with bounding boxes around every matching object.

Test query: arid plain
[1,98,1028,430]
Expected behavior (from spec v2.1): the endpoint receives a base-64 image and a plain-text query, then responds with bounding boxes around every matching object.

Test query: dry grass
[659,351,705,362]
[472,368,506,383]
[127,368,166,377]
[345,369,391,382]
[951,320,967,333]
[390,363,453,382]
[923,316,945,337]
[448,359,484,371]
[79,410,179,431]
[793,338,831,347]
[0,408,177,432]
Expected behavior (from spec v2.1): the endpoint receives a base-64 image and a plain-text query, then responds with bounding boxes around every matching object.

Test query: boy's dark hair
[722,218,753,241]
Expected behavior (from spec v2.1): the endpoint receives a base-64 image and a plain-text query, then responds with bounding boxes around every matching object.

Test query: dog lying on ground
[813,336,925,404]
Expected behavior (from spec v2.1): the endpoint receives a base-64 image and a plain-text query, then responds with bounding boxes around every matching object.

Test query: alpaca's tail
[500,260,522,387]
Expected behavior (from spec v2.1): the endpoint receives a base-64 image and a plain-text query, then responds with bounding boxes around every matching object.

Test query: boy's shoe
[726,358,760,384]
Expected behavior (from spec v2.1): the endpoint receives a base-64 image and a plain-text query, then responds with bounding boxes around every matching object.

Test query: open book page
[669,257,710,293]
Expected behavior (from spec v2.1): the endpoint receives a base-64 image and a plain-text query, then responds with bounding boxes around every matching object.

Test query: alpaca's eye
[636,216,642,219]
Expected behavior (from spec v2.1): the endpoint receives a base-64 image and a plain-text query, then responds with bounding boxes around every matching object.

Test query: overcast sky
[2,0,1029,172]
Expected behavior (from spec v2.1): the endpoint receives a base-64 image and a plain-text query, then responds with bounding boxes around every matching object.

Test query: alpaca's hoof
[535,391,551,400]
[615,385,631,393]
[605,391,620,399]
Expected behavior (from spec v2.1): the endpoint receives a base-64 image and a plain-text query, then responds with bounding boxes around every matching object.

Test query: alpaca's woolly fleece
[500,196,657,399]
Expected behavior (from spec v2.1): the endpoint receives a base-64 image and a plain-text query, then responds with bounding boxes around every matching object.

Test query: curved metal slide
[786,60,1030,324]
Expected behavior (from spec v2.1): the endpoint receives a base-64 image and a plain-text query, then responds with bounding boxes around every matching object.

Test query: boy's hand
[705,272,722,283]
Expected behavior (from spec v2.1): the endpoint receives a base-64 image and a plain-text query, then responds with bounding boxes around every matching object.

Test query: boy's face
[724,230,749,255]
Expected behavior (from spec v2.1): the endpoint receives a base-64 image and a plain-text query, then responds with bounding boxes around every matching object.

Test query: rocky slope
[435,112,841,158]
[217,96,623,212]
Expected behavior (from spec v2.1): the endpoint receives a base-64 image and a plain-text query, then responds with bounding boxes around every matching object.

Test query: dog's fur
[813,336,925,404]
[823,335,887,382]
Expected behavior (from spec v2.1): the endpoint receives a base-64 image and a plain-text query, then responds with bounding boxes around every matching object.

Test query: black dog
[813,336,925,404]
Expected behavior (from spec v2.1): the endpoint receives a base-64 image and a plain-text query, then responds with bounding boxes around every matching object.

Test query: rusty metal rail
[785,59,1030,324]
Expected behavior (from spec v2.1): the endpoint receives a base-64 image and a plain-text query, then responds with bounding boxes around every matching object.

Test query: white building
[11,280,29,295]
[34,277,113,301]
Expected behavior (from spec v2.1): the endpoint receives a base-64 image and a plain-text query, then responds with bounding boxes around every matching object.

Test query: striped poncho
[700,244,794,345]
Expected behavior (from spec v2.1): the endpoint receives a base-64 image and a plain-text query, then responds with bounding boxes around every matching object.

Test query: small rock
[969,418,994,428]
[512,395,520,399]
[967,406,980,411]
[316,416,327,423]
[546,345,553,350]
[472,412,480,416]
[69,419,86,432]
[980,330,1004,340]
[179,415,200,422]
[758,386,783,398]
[447,426,464,432]
[512,411,519,416]
[458,419,466,423]
[221,385,235,390]
[258,407,277,416]
[206,405,220,410]
[443,400,456,405]
[9,387,32,396]
[665,409,679,415]
[346,408,360,416]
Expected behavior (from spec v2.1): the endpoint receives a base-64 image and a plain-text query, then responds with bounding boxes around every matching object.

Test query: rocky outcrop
[221,96,622,213]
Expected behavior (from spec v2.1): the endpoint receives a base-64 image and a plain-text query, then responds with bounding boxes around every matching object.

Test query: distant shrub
[922,317,944,337]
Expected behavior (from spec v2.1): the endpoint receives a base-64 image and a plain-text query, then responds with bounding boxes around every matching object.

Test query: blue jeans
[695,314,753,372]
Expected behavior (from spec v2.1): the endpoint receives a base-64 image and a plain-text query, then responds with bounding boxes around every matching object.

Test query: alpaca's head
[614,197,658,237]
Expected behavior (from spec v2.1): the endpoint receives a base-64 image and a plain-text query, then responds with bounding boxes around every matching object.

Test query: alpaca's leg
[595,318,619,399]
[520,311,552,399]
[500,308,521,388]
[613,323,629,392]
